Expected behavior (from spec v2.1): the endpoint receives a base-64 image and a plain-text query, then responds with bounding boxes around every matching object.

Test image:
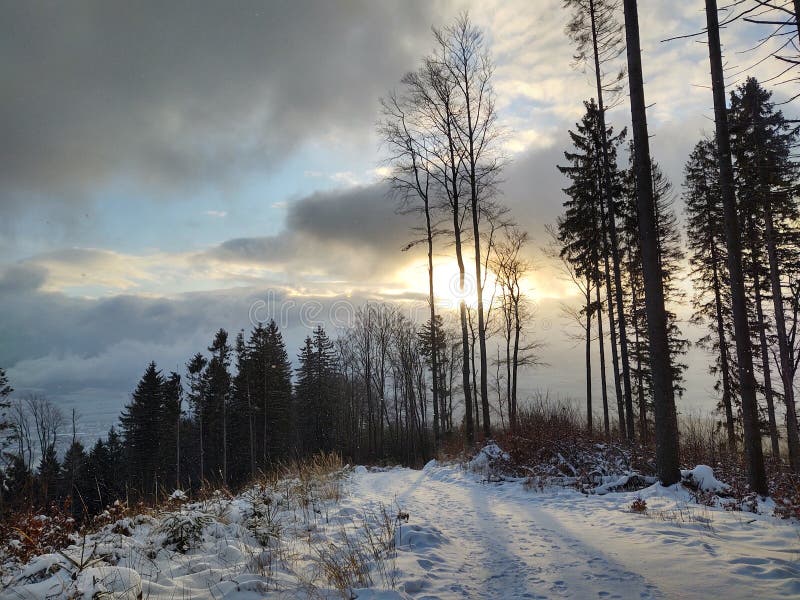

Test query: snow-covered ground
[2,459,799,599]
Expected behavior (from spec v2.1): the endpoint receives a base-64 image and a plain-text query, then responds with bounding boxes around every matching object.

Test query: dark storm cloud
[207,183,417,278]
[0,0,451,208]
[0,263,48,293]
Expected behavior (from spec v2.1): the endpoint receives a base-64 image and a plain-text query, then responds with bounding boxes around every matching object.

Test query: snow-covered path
[350,464,800,600]
[3,462,799,599]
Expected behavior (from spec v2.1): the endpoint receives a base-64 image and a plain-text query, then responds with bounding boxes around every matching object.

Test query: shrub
[630,496,647,513]
[154,511,211,553]
[0,504,75,564]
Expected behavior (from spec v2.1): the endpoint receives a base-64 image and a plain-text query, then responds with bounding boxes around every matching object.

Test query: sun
[399,259,498,310]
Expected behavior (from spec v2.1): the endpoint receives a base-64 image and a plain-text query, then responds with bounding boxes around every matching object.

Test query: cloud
[0,1,454,211]
[206,183,418,281]
[0,264,47,294]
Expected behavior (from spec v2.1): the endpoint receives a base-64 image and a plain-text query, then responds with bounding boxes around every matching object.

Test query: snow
[466,442,510,473]
[2,459,799,599]
[168,489,188,501]
[681,464,731,493]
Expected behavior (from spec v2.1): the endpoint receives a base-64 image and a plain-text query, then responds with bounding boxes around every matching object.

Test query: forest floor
[2,451,799,599]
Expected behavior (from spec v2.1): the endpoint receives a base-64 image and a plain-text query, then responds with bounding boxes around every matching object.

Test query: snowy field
[2,458,799,599]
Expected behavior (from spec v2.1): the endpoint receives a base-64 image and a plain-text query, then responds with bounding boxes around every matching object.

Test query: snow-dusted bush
[0,506,75,565]
[242,489,283,546]
[153,511,211,553]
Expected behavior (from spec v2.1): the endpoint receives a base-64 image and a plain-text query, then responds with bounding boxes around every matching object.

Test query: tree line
[1,299,536,518]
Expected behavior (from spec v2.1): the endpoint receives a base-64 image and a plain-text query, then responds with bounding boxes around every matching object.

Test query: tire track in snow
[351,467,661,599]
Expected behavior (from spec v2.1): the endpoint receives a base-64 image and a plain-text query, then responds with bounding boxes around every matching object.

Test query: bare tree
[434,13,504,439]
[8,397,33,467]
[380,90,445,448]
[546,224,596,432]
[493,228,543,430]
[25,394,64,463]
[401,50,474,445]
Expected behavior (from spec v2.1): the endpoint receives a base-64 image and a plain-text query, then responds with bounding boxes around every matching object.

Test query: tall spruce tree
[230,330,255,484]
[684,138,738,448]
[564,0,636,440]
[622,0,681,484]
[204,329,232,484]
[621,154,689,436]
[160,371,182,490]
[296,326,338,454]
[0,368,11,515]
[37,444,60,505]
[120,362,164,496]
[558,99,626,436]
[186,353,207,482]
[730,77,800,470]
[61,440,88,518]
[704,0,767,495]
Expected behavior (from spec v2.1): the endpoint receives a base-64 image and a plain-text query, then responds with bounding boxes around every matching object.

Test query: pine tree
[623,0,681,485]
[296,326,338,454]
[0,367,11,435]
[85,437,112,514]
[564,0,636,440]
[185,353,207,482]
[730,77,800,470]
[684,138,738,448]
[621,154,689,437]
[120,362,164,496]
[160,371,182,489]
[229,330,255,485]
[61,440,88,519]
[37,444,60,505]
[0,368,12,515]
[558,99,626,436]
[418,316,448,436]
[260,321,293,462]
[3,454,32,511]
[704,0,767,494]
[204,329,232,484]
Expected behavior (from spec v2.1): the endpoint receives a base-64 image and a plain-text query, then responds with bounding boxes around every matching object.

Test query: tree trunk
[623,0,681,485]
[222,393,227,485]
[600,187,626,436]
[199,404,204,483]
[595,282,611,437]
[176,395,181,490]
[506,322,513,431]
[512,300,522,430]
[464,74,492,440]
[585,286,594,433]
[469,317,480,434]
[709,239,737,449]
[763,200,800,470]
[748,219,781,457]
[589,0,636,441]
[447,115,474,446]
[426,200,441,447]
[705,0,767,494]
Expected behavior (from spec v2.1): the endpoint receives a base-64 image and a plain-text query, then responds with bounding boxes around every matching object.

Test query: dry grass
[309,503,399,598]
[492,395,800,519]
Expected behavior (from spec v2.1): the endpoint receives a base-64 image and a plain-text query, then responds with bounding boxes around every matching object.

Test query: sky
[1,0,797,439]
